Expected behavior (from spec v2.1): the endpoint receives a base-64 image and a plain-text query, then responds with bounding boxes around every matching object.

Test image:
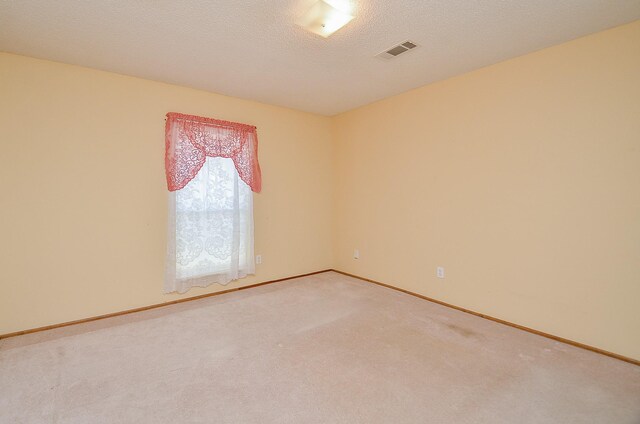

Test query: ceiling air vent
[376,40,419,60]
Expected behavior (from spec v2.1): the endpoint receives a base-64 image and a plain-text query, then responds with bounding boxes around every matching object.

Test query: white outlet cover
[353,249,360,259]
[436,267,445,278]
[256,255,262,264]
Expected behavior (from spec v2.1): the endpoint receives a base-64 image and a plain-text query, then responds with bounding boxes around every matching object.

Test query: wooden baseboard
[0,270,332,340]
[3,268,637,366]
[331,269,640,366]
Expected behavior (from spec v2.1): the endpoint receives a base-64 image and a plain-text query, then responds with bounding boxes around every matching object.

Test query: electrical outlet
[353,249,360,259]
[436,266,445,279]
[256,255,262,264]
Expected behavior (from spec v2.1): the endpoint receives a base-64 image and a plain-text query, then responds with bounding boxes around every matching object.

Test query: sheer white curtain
[165,156,254,294]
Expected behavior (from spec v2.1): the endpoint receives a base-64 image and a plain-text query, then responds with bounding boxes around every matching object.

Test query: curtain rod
[164,115,257,130]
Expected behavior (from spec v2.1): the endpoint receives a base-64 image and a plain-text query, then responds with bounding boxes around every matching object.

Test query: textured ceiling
[1,0,639,115]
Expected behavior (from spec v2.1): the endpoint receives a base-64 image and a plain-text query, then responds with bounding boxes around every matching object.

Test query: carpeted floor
[1,271,639,423]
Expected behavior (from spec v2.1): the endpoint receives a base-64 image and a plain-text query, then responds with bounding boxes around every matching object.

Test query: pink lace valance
[165,112,262,193]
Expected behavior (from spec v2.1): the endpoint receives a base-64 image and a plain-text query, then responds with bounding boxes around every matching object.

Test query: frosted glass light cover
[297,0,354,38]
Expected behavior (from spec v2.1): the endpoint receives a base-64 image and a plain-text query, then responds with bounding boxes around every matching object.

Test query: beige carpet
[1,271,639,423]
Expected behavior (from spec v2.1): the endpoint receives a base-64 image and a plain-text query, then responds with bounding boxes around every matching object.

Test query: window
[164,113,261,293]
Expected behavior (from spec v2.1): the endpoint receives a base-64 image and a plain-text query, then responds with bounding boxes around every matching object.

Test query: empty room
[1,1,639,423]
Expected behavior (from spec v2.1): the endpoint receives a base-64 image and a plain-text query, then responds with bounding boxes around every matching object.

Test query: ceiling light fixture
[296,0,354,38]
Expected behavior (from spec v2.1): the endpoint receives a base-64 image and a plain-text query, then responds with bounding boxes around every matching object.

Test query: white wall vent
[376,40,419,60]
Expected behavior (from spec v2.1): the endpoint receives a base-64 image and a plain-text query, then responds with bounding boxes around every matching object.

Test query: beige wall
[332,21,640,359]
[0,53,334,334]
[2,20,639,360]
